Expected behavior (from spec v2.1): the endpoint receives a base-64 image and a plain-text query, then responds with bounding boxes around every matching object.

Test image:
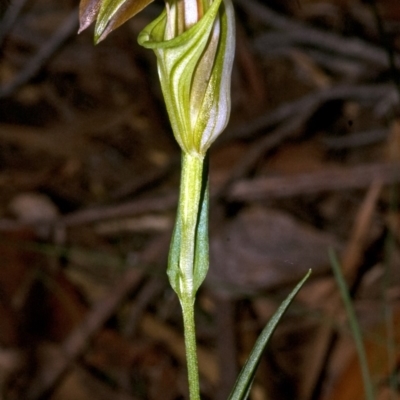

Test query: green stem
[173,152,207,400]
[181,294,201,400]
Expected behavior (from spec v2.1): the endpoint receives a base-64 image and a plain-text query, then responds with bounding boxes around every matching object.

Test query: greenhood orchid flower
[139,0,235,156]
[79,0,235,157]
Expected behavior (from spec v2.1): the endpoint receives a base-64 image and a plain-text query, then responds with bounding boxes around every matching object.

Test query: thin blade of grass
[228,269,311,400]
[329,248,375,400]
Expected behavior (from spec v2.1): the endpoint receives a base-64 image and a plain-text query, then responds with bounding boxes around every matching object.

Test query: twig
[224,83,397,141]
[322,128,389,149]
[0,192,178,234]
[259,44,368,78]
[228,162,400,201]
[236,0,400,69]
[0,0,29,45]
[215,112,315,200]
[60,192,178,226]
[341,181,383,281]
[0,8,79,98]
[213,85,396,203]
[368,0,400,102]
[254,29,396,70]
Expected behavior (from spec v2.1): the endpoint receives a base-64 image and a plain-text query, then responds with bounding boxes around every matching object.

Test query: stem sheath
[169,152,208,400]
[178,152,205,295]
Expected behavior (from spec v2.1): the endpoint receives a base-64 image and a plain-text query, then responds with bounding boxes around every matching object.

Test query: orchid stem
[181,294,201,400]
[176,153,205,400]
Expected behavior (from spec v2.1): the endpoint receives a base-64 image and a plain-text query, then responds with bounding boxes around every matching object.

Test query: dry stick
[298,48,367,78]
[322,128,389,149]
[228,162,400,201]
[253,38,370,79]
[216,84,395,200]
[215,82,341,198]
[25,266,143,400]
[298,181,383,400]
[341,182,384,280]
[0,123,85,157]
[235,0,400,69]
[61,192,178,227]
[218,110,320,200]
[224,83,397,142]
[253,29,393,70]
[0,0,29,44]
[0,8,79,99]
[0,192,178,233]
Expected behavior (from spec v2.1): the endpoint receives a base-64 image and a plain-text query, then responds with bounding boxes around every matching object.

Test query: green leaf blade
[228,270,312,400]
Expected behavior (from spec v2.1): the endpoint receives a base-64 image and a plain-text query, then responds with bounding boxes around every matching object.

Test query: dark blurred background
[0,0,399,399]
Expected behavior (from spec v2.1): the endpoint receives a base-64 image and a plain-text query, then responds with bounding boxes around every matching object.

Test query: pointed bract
[78,0,154,42]
[78,0,102,33]
[95,0,154,43]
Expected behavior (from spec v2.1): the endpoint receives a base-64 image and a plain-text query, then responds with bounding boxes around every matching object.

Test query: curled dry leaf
[78,0,154,42]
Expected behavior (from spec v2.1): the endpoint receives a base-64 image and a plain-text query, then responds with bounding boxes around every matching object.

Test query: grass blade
[329,248,375,400]
[228,269,311,400]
